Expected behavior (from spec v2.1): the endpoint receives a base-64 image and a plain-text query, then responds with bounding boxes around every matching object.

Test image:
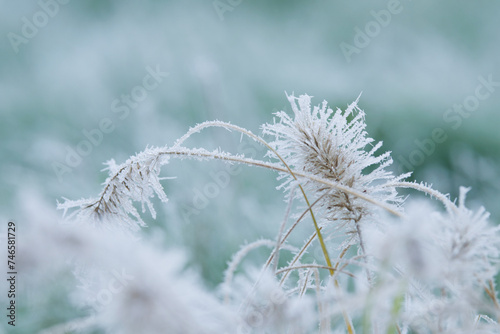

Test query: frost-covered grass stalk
[49,94,500,333]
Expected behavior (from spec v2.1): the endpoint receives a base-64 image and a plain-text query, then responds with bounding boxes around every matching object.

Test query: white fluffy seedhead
[364,189,500,332]
[436,187,500,288]
[262,94,409,235]
[57,147,171,231]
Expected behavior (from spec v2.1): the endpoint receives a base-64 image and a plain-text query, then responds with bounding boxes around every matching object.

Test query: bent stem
[386,181,458,214]
[174,121,335,270]
[175,120,403,217]
[160,147,402,216]
[86,145,402,228]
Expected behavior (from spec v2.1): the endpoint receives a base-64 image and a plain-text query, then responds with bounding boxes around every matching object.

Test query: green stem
[298,184,334,275]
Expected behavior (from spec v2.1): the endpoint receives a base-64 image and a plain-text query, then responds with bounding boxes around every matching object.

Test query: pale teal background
[1,1,500,332]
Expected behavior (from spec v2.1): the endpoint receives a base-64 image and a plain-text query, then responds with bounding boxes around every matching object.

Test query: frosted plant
[364,189,500,333]
[262,94,409,236]
[51,93,500,333]
[57,147,171,231]
[261,94,411,275]
[435,187,500,288]
[22,207,238,334]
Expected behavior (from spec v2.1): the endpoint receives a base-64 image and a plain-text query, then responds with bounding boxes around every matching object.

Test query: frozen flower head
[436,187,500,288]
[262,94,408,234]
[367,187,500,287]
[57,147,171,231]
[364,188,500,332]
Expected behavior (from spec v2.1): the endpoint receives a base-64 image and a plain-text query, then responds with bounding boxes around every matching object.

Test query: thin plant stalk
[172,120,336,274]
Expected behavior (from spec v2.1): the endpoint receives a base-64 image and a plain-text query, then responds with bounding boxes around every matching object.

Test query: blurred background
[1,1,499,332]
